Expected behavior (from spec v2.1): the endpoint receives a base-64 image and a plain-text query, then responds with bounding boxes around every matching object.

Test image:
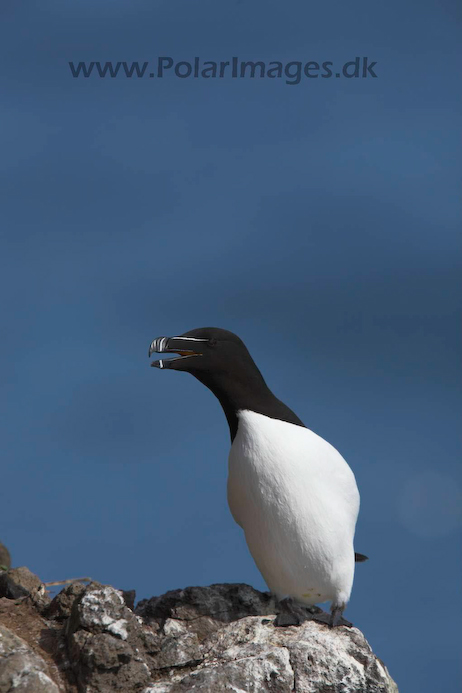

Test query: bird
[148,327,366,627]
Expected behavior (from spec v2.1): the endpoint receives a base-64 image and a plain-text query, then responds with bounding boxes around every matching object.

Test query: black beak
[148,335,208,369]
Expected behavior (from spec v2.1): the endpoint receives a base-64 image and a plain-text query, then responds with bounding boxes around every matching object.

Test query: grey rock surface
[66,582,154,692]
[0,624,60,693]
[45,581,86,621]
[136,584,398,693]
[0,566,50,611]
[0,570,398,693]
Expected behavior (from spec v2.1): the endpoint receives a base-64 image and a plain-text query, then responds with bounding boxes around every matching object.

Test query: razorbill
[148,327,366,626]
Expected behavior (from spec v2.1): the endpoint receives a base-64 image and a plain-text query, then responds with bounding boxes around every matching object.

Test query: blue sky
[1,1,461,691]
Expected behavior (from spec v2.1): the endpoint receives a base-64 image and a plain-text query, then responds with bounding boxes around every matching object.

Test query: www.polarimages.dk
[68,56,378,85]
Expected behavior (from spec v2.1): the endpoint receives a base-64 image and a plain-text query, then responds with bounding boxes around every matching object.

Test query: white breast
[227,410,360,607]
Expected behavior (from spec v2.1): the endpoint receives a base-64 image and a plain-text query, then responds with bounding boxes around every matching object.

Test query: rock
[122,589,136,610]
[45,581,86,621]
[0,573,398,693]
[66,582,155,692]
[136,585,398,693]
[0,624,60,693]
[0,566,50,610]
[0,543,11,570]
[0,567,41,599]
[136,582,278,639]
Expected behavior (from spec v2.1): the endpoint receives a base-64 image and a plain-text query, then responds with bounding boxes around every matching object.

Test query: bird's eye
[208,338,218,347]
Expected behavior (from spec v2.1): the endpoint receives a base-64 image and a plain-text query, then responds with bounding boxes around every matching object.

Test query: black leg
[275,597,353,628]
[274,597,304,627]
[329,603,352,628]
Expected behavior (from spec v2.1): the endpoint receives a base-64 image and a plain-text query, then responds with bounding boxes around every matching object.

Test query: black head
[149,327,256,377]
[148,326,305,440]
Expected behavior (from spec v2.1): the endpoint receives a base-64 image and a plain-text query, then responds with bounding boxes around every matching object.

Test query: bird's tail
[354,552,368,562]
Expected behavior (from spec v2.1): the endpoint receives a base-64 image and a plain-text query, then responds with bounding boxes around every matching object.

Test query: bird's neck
[193,369,305,442]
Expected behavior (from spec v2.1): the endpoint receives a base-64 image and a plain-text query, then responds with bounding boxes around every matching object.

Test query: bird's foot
[329,603,352,628]
[275,598,353,628]
[303,607,332,626]
[274,597,305,627]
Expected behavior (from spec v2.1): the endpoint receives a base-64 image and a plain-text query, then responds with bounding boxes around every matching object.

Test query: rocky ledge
[0,566,398,693]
